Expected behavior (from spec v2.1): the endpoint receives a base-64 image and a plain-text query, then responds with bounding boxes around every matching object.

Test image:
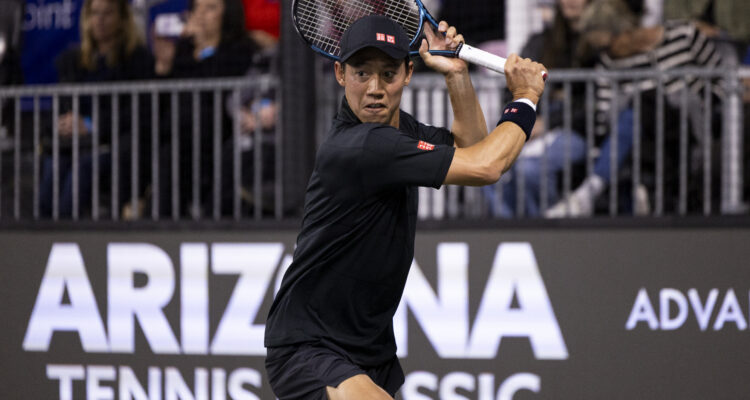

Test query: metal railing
[0,67,747,222]
[386,67,748,219]
[0,76,281,221]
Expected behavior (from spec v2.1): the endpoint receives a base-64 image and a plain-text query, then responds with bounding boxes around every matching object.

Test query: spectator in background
[663,0,750,57]
[486,0,589,217]
[546,0,725,216]
[39,0,154,217]
[147,0,188,48]
[152,0,261,218]
[154,0,256,78]
[234,60,278,215]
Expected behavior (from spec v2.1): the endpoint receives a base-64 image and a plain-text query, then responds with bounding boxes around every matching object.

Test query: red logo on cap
[386,35,395,44]
[376,33,385,41]
[417,141,435,151]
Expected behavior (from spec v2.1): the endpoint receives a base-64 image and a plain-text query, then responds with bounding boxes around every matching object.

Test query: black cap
[339,15,410,62]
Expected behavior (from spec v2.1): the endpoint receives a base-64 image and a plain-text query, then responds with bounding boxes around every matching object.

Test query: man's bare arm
[444,54,547,186]
[445,71,488,147]
[419,22,487,148]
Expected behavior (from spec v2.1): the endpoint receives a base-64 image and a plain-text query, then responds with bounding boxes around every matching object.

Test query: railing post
[722,67,745,213]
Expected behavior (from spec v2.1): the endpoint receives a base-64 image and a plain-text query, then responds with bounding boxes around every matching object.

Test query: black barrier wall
[1,228,750,399]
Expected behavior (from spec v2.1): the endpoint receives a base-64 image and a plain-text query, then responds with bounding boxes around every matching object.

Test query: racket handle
[457,44,548,81]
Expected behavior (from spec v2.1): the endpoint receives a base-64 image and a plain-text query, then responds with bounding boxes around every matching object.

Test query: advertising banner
[1,228,749,399]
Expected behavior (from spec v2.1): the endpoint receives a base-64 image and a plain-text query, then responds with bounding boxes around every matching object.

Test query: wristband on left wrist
[497,101,536,141]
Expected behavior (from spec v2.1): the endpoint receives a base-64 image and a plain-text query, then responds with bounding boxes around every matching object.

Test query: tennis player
[265,15,547,399]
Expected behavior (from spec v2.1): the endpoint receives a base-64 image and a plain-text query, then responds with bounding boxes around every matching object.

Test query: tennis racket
[291,0,548,80]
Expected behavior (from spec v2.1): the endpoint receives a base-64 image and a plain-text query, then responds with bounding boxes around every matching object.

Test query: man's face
[335,48,413,128]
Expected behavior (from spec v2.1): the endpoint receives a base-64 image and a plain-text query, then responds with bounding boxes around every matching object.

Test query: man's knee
[326,374,393,400]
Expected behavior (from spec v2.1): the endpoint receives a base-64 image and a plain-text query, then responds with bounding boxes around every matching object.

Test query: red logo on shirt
[504,107,518,114]
[417,141,435,151]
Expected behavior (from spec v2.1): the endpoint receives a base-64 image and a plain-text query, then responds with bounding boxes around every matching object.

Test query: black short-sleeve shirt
[264,98,455,366]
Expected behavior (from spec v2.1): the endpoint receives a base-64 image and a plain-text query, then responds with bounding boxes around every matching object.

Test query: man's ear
[334,61,346,87]
[404,60,414,86]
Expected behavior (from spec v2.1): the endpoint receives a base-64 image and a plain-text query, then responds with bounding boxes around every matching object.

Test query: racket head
[291,0,431,61]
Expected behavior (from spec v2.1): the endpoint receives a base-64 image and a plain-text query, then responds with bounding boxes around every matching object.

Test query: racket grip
[457,44,548,81]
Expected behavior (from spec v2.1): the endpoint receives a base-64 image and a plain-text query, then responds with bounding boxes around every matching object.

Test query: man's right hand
[503,54,547,105]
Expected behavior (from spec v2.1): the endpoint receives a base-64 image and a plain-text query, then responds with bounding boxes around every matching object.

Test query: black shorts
[265,341,404,400]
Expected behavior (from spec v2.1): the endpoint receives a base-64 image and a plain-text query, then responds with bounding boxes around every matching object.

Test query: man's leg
[326,374,392,400]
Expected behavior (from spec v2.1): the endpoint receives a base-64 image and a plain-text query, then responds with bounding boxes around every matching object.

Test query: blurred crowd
[486,0,750,217]
[0,0,748,219]
[0,0,279,218]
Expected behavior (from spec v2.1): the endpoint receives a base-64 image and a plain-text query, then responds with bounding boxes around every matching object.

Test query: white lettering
[714,289,747,330]
[118,366,161,400]
[398,243,469,358]
[625,288,658,330]
[401,371,437,400]
[228,368,262,400]
[107,244,180,354]
[440,371,474,400]
[467,243,567,359]
[86,365,115,400]
[497,373,541,400]
[47,364,85,400]
[24,243,108,352]
[210,243,283,355]
[47,366,262,400]
[660,288,688,330]
[212,369,226,400]
[23,0,76,31]
[687,289,718,331]
[402,371,542,400]
[477,374,494,400]
[627,288,750,331]
[181,244,210,354]
[164,367,208,400]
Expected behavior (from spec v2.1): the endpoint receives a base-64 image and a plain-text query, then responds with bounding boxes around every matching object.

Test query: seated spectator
[546,0,725,217]
[484,0,589,217]
[39,0,154,218]
[234,62,278,215]
[154,0,257,78]
[152,0,263,218]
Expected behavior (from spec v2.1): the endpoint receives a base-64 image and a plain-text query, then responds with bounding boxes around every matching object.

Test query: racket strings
[294,0,421,58]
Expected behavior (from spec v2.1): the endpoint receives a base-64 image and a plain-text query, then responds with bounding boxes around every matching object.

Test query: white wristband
[514,98,537,112]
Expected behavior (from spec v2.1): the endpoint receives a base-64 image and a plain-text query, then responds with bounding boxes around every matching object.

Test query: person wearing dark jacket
[487,0,589,217]
[39,0,154,218]
[152,0,258,218]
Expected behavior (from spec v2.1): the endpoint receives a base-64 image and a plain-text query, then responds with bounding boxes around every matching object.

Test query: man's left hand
[418,21,468,76]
